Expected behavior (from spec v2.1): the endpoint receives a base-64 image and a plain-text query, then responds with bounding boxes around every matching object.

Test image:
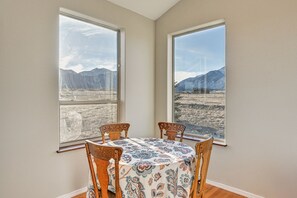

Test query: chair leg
[201,192,205,198]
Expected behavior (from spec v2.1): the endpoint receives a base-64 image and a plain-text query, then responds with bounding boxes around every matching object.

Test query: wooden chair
[158,122,186,142]
[100,123,130,143]
[85,140,123,198]
[190,137,214,198]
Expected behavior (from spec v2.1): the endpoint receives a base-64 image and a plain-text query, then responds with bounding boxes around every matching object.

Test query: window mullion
[59,100,118,105]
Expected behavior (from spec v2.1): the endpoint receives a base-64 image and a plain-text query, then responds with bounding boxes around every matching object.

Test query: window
[171,21,226,144]
[59,12,121,148]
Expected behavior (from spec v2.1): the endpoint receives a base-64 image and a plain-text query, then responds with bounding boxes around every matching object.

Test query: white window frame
[58,8,126,149]
[167,19,227,145]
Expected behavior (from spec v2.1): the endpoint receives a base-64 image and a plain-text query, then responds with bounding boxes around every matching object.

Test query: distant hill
[176,67,225,92]
[60,68,117,90]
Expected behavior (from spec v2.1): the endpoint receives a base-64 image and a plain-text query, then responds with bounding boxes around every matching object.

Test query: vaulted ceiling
[107,0,181,20]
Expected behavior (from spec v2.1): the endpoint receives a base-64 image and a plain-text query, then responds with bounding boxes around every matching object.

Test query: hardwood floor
[73,184,246,198]
[203,184,246,198]
[73,193,85,198]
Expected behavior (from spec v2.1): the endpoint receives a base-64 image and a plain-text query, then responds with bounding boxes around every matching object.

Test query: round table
[87,138,196,198]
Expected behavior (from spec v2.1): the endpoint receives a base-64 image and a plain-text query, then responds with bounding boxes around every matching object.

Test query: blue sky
[174,25,225,82]
[59,15,225,80]
[59,15,117,73]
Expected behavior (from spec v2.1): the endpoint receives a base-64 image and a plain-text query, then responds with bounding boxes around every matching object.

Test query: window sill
[182,135,227,147]
[57,135,227,153]
[56,137,126,153]
[56,143,87,153]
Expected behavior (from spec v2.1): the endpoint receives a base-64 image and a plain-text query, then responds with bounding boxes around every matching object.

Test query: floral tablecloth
[87,138,196,198]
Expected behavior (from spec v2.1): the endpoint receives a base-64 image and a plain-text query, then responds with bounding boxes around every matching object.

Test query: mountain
[175,67,225,92]
[60,68,117,90]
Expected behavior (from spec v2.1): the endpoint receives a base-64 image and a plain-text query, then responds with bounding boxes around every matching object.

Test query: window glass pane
[59,15,118,101]
[174,25,226,140]
[60,104,117,143]
[59,14,119,145]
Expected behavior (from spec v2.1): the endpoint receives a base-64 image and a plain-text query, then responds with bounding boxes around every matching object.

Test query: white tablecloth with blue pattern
[87,138,195,198]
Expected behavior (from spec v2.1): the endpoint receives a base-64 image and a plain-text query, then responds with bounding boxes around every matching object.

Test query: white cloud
[96,60,117,71]
[82,29,111,37]
[59,55,84,73]
[59,55,74,69]
[175,71,201,83]
[59,15,117,72]
[68,64,84,73]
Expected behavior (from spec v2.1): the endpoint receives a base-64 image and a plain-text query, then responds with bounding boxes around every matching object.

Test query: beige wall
[156,0,297,197]
[0,0,154,197]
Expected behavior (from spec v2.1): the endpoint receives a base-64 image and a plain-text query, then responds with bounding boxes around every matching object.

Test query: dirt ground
[175,92,225,139]
[59,90,226,143]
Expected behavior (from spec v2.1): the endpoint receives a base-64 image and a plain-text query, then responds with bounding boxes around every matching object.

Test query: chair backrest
[85,140,123,198]
[190,137,214,198]
[100,123,130,143]
[158,122,186,142]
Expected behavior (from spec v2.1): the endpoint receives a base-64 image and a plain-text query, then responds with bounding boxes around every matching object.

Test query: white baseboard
[207,179,264,198]
[56,181,264,198]
[56,186,87,198]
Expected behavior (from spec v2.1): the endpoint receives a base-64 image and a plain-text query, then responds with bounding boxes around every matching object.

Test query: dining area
[2,0,297,197]
[84,122,213,198]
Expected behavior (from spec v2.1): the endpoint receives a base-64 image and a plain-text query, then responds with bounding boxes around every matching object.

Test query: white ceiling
[107,0,181,20]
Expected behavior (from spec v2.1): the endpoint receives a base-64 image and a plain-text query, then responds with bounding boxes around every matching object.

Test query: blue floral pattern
[87,138,195,198]
[122,154,132,163]
[131,150,158,159]
[113,140,129,145]
[180,174,191,188]
[173,146,193,154]
[153,158,171,164]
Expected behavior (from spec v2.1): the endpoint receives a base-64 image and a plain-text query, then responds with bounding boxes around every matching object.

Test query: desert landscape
[175,92,225,140]
[59,90,225,143]
[59,67,225,143]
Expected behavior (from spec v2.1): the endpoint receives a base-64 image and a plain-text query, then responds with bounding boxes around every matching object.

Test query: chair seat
[99,190,116,198]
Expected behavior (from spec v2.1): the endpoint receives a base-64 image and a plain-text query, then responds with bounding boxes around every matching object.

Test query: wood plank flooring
[203,184,246,198]
[73,184,246,198]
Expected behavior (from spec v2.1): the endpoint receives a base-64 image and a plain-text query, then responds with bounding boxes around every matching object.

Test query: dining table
[87,137,196,198]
